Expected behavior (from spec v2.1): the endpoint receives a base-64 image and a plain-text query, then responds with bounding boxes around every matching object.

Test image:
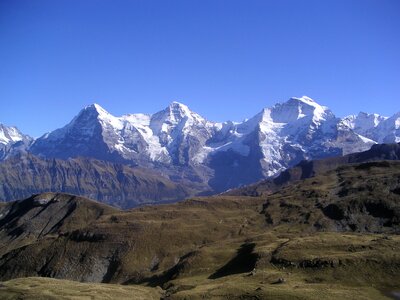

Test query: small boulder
[272,277,286,284]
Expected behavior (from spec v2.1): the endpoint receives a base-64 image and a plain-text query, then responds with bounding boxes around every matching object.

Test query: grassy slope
[0,277,161,300]
[157,230,400,299]
[0,232,398,299]
[1,161,400,299]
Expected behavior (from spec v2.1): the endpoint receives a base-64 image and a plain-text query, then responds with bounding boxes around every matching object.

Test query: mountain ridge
[1,96,400,195]
[0,154,193,208]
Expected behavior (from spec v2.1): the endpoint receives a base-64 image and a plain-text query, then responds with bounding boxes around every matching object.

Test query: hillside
[228,142,400,197]
[0,277,161,300]
[261,160,400,232]
[1,158,400,299]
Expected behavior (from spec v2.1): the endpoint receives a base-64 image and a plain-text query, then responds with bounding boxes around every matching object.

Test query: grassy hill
[1,158,400,299]
[227,142,400,197]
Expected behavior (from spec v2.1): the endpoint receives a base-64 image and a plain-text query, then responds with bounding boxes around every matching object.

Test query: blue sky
[0,0,399,137]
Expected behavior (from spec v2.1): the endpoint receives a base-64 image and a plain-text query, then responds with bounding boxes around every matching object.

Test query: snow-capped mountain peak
[165,101,192,122]
[374,111,400,143]
[344,111,387,129]
[85,102,106,112]
[340,111,389,142]
[0,123,33,160]
[358,112,387,126]
[165,101,204,123]
[270,96,333,124]
[150,101,207,135]
[0,124,26,145]
[80,103,124,130]
[169,100,190,112]
[293,95,319,106]
[11,96,400,193]
[80,103,108,119]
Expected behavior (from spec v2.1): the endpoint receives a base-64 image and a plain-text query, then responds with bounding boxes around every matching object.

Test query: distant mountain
[29,102,215,166]
[0,124,32,161]
[0,154,192,208]
[342,111,400,143]
[1,96,400,198]
[210,96,373,180]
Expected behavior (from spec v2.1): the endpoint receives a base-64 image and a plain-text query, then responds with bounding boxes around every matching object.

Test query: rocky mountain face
[0,154,191,208]
[1,96,400,199]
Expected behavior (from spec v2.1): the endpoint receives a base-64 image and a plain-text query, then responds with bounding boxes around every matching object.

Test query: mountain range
[1,96,399,206]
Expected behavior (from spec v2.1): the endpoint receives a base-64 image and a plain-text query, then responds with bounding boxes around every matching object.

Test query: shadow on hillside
[129,251,197,287]
[208,242,258,279]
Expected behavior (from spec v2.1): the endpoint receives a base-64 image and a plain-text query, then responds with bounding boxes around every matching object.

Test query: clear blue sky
[0,0,399,137]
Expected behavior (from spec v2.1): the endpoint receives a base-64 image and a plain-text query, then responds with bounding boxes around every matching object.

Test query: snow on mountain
[27,97,382,180]
[122,113,168,162]
[4,96,400,193]
[150,101,204,136]
[375,112,400,143]
[0,124,27,145]
[341,111,400,143]
[341,112,388,140]
[31,103,156,162]
[30,102,214,165]
[149,101,215,165]
[270,96,333,124]
[204,96,350,177]
[0,124,33,160]
[30,103,118,160]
